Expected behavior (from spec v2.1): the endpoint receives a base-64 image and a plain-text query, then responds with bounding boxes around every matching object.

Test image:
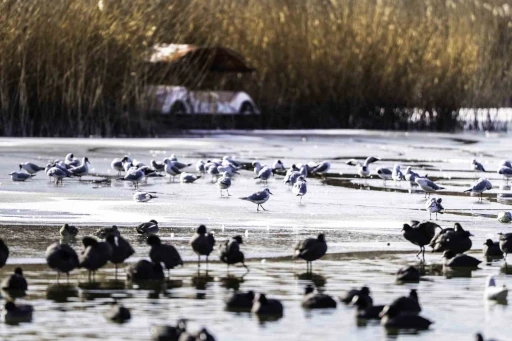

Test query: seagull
[311,161,331,175]
[196,160,206,174]
[284,171,301,187]
[346,156,380,182]
[163,159,182,182]
[217,164,239,177]
[122,158,134,172]
[498,166,512,184]
[138,166,162,179]
[133,191,157,202]
[292,175,307,202]
[404,166,421,186]
[18,162,45,175]
[415,177,444,198]
[207,164,220,182]
[180,172,201,183]
[464,178,492,201]
[64,153,80,168]
[298,164,308,177]
[216,172,232,197]
[254,165,273,185]
[69,157,90,180]
[119,167,145,189]
[472,158,486,176]
[485,275,508,301]
[272,160,285,171]
[111,156,130,176]
[252,161,264,176]
[151,159,165,173]
[392,164,404,185]
[9,172,32,182]
[501,160,512,168]
[426,198,444,220]
[376,167,392,185]
[222,156,242,168]
[240,188,272,211]
[167,156,191,170]
[47,167,71,185]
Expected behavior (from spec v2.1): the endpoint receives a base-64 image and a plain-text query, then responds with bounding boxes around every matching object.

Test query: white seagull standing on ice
[240,188,273,211]
[346,156,380,182]
[216,172,232,197]
[464,178,492,201]
[415,177,444,198]
[376,167,392,185]
[292,175,307,202]
[426,197,444,220]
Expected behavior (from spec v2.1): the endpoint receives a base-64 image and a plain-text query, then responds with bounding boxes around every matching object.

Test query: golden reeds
[0,0,510,135]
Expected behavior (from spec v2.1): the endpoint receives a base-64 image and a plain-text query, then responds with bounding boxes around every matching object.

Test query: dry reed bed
[0,0,510,135]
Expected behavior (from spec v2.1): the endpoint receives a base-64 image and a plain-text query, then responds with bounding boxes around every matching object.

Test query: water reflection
[46,283,79,303]
[192,271,214,299]
[295,272,327,288]
[219,275,245,291]
[443,267,475,279]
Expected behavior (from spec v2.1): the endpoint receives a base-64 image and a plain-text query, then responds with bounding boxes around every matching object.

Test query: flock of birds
[6,152,512,340]
[11,154,334,209]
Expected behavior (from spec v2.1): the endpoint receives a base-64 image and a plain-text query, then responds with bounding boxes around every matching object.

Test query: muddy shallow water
[0,131,511,340]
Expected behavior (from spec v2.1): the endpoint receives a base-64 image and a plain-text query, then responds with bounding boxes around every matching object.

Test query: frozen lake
[0,130,511,340]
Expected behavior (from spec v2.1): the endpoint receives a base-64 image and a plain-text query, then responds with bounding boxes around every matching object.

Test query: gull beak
[469,233,474,237]
[269,191,273,195]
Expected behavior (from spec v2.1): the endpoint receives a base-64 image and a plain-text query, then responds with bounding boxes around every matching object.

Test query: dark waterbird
[95,225,121,239]
[0,239,9,268]
[60,223,78,238]
[104,301,131,323]
[499,232,512,261]
[225,290,255,311]
[45,242,79,282]
[79,236,113,281]
[251,293,284,317]
[126,259,164,281]
[396,266,420,283]
[293,233,327,272]
[150,319,187,341]
[475,333,500,341]
[430,222,473,254]
[2,301,33,325]
[179,328,216,341]
[190,225,215,268]
[1,267,28,297]
[148,235,183,277]
[136,219,159,235]
[483,239,503,259]
[402,221,439,260]
[380,289,421,316]
[443,250,481,268]
[106,235,135,278]
[340,286,370,304]
[219,235,248,271]
[301,285,337,309]
[351,289,384,320]
[380,304,433,330]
